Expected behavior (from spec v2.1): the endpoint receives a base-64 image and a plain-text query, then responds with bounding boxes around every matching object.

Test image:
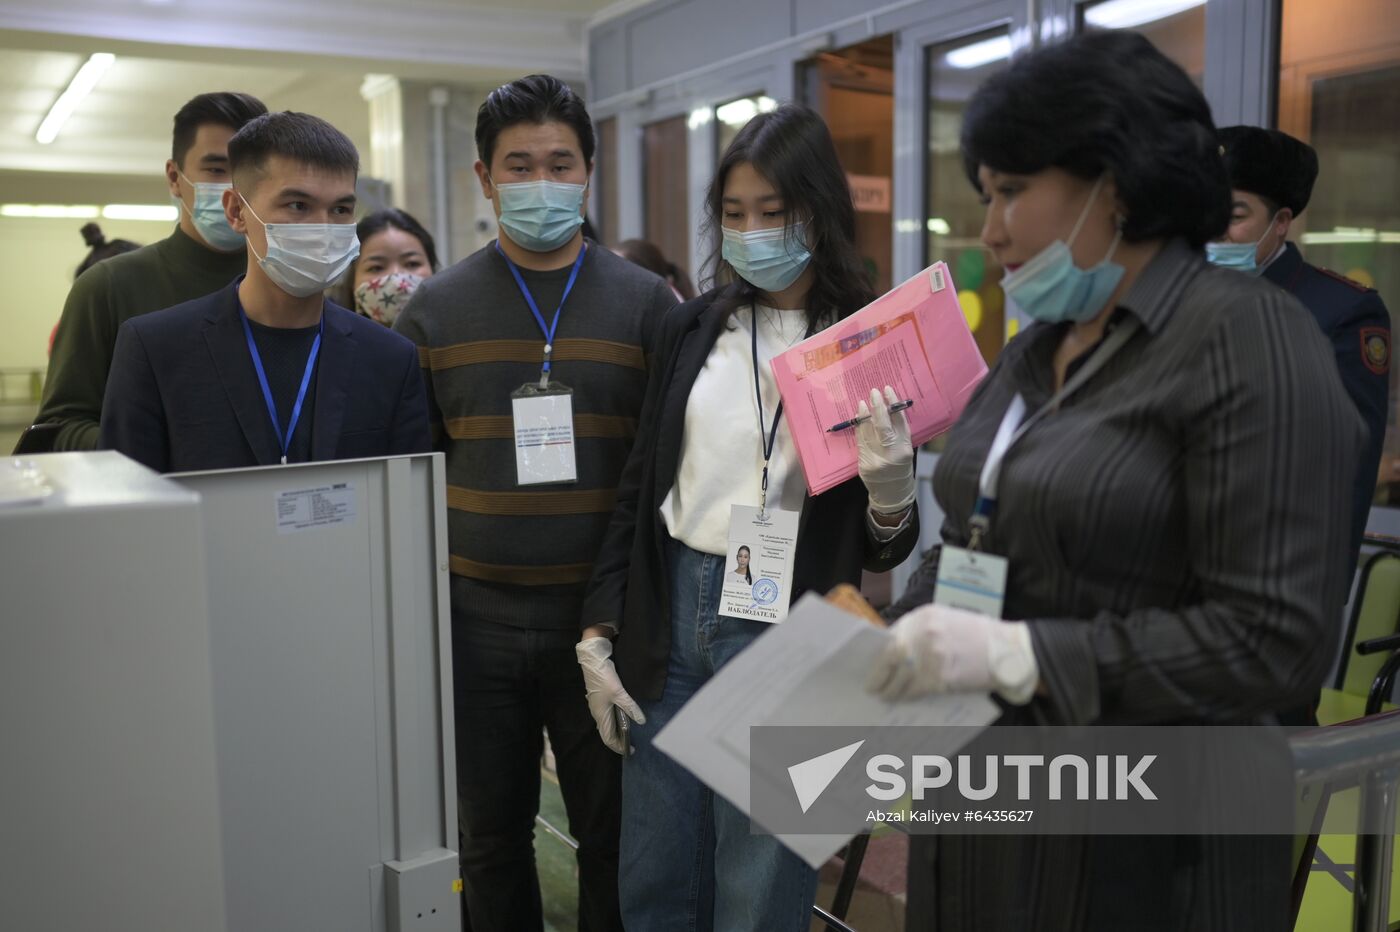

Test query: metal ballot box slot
[0,452,228,932]
[171,453,457,932]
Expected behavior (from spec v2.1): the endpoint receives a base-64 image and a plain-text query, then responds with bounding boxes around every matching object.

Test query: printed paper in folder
[770,261,988,494]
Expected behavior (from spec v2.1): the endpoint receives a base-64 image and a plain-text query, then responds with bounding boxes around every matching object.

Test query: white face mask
[239,194,360,298]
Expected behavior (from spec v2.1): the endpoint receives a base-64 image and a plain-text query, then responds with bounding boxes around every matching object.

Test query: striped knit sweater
[394,240,677,629]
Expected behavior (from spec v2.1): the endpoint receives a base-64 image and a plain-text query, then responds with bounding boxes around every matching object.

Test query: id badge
[511,381,577,486]
[719,505,799,624]
[934,546,1008,618]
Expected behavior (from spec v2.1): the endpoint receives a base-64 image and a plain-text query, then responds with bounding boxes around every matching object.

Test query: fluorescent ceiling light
[102,204,179,221]
[1299,227,1400,245]
[687,107,713,130]
[945,35,1012,70]
[36,52,115,145]
[716,98,758,127]
[927,218,952,235]
[757,96,777,113]
[1083,0,1206,30]
[1,204,100,218]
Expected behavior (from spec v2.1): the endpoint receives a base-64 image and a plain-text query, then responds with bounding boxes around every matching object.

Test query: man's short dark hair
[475,74,595,167]
[171,92,267,167]
[961,31,1230,249]
[228,111,360,189]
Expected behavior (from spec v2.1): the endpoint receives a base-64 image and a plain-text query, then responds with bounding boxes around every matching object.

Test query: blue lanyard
[238,303,322,465]
[496,241,587,387]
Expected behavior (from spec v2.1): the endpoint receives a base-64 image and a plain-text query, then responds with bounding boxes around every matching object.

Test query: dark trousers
[453,616,623,932]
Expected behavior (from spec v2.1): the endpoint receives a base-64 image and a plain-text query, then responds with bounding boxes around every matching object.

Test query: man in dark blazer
[101,111,430,472]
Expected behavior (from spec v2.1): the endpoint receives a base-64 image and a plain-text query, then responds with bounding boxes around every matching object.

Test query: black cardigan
[581,285,920,701]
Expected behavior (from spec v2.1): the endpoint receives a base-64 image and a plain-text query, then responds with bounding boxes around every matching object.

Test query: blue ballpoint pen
[827,399,915,433]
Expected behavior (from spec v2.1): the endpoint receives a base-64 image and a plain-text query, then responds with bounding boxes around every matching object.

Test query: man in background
[36,91,266,450]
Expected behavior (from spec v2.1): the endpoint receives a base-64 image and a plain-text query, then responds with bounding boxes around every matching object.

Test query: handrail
[1360,532,1400,553]
[1292,710,1400,785]
[1291,710,1400,932]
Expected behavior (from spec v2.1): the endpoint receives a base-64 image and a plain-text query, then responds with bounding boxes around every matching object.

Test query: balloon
[955,249,986,291]
[959,289,983,332]
[1347,267,1376,289]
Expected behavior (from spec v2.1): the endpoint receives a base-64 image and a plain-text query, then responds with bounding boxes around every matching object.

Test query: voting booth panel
[0,452,228,932]
[170,453,457,932]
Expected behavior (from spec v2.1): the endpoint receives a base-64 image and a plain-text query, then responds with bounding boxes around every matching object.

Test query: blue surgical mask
[1000,177,1124,325]
[492,178,586,252]
[1204,240,1263,275]
[175,173,245,252]
[1207,210,1284,276]
[722,223,812,293]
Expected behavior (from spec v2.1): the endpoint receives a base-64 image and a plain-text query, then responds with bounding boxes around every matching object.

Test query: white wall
[0,216,189,371]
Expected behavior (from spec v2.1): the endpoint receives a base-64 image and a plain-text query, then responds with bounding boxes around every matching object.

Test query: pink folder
[770,261,988,495]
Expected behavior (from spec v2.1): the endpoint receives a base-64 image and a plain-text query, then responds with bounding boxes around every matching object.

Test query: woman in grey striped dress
[867,31,1364,931]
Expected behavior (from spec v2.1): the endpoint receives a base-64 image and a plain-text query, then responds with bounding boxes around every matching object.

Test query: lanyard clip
[967,516,988,552]
[967,497,994,552]
[758,464,770,521]
[539,343,553,390]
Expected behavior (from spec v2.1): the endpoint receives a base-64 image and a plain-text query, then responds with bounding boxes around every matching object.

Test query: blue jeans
[618,538,818,932]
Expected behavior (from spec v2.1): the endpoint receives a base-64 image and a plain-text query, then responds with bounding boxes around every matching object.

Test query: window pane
[1279,0,1400,501]
[1079,0,1206,86]
[926,28,1011,365]
[643,115,691,287]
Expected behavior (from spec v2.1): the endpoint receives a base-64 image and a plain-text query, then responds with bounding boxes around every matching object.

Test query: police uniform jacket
[1264,241,1390,563]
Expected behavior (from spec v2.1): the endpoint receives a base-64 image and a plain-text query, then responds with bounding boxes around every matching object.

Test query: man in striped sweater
[394,74,676,932]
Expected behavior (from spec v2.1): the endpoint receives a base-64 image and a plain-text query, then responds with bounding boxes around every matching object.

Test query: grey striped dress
[907,238,1364,931]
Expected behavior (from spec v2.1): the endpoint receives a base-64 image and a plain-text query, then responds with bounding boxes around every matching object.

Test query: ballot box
[0,452,228,932]
[170,453,458,932]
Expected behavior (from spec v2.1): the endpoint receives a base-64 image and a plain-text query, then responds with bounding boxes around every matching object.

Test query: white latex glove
[856,385,915,515]
[576,636,646,755]
[865,602,1039,705]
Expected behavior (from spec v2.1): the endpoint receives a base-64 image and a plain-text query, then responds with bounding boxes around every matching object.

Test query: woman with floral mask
[866,32,1363,932]
[341,209,438,326]
[576,103,920,932]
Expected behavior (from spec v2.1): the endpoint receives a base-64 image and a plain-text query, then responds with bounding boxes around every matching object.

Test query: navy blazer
[100,280,431,473]
[582,284,920,701]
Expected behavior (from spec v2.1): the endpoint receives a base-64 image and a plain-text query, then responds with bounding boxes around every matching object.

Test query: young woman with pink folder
[574,103,920,932]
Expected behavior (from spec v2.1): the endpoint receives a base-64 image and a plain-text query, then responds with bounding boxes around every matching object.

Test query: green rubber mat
[1296,832,1400,931]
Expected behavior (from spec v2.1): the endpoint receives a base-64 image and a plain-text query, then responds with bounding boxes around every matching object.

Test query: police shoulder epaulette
[1318,267,1372,292]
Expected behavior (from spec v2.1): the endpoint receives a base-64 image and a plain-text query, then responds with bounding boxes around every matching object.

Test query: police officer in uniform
[1214,126,1390,570]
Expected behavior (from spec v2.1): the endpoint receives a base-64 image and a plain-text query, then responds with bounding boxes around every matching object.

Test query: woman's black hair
[356,209,439,272]
[703,103,872,328]
[75,223,140,279]
[330,208,439,309]
[616,238,696,301]
[960,30,1229,249]
[735,545,752,586]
